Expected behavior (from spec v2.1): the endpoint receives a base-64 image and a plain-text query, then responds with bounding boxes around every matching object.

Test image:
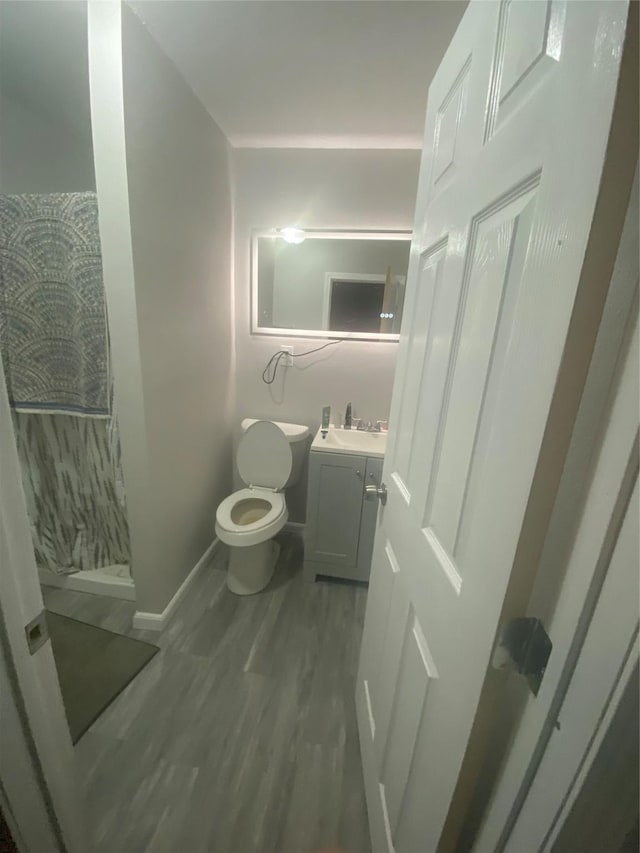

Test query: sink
[311,426,387,458]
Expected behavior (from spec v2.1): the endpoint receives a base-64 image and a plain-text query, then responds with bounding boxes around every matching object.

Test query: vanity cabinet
[304,450,383,583]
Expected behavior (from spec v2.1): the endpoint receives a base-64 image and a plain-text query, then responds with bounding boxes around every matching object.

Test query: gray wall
[0,1,95,193]
[89,3,233,615]
[121,7,233,613]
[0,94,95,193]
[232,148,420,521]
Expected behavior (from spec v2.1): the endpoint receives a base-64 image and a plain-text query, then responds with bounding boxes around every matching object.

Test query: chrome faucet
[356,419,383,432]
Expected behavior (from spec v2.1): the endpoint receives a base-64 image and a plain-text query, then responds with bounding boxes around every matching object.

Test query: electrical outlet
[281,345,294,366]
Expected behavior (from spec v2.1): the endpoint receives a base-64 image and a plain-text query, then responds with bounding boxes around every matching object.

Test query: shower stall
[0,1,133,600]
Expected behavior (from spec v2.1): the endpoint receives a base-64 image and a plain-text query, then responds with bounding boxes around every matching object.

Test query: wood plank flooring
[42,533,371,853]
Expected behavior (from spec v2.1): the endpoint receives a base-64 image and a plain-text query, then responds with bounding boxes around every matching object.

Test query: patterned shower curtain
[0,192,130,573]
[0,192,109,415]
[12,411,130,573]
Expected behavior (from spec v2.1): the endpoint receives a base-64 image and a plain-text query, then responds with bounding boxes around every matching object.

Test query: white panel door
[355,2,630,851]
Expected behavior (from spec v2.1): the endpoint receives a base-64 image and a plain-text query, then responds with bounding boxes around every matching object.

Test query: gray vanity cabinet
[304,450,383,582]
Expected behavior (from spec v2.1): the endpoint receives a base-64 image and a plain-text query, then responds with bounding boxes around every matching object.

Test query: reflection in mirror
[253,231,411,339]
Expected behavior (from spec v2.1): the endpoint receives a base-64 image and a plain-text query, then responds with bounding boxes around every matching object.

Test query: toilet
[215,418,309,595]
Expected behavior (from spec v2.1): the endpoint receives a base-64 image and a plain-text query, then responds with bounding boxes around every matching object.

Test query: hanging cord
[262,350,288,385]
[261,339,342,385]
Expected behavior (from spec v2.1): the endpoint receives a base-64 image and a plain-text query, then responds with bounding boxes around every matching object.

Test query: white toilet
[215,418,309,595]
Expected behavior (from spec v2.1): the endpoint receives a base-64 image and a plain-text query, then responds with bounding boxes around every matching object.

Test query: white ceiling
[128,1,467,149]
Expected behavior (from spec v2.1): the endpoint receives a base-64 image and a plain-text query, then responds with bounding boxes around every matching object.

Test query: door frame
[478,297,638,852]
[0,349,85,852]
[471,163,639,850]
[0,629,64,853]
[322,272,387,331]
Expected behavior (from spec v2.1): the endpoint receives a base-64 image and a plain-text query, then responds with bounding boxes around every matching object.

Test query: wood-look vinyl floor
[42,534,371,853]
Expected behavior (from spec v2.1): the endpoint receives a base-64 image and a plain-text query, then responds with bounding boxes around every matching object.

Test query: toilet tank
[240,419,310,488]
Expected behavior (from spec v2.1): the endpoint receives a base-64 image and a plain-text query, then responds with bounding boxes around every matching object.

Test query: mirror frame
[251,228,412,341]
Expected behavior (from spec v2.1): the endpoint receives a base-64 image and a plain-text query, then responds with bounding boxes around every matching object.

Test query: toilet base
[226,539,280,596]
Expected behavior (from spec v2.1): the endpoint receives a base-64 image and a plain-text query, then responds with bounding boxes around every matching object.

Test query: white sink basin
[311,426,387,458]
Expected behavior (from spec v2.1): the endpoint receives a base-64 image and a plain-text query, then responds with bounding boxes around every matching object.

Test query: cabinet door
[305,451,364,569]
[356,456,384,580]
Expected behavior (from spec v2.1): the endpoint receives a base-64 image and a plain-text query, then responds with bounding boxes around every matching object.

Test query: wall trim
[39,567,136,601]
[133,537,220,632]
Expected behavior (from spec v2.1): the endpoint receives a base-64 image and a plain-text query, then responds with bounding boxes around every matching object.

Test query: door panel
[356,2,629,850]
[381,604,435,838]
[371,543,410,767]
[424,187,538,564]
[486,1,566,140]
[361,538,396,737]
[431,57,472,188]
[393,241,449,496]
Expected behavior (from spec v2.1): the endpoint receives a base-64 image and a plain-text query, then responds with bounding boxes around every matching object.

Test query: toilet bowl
[215,419,309,595]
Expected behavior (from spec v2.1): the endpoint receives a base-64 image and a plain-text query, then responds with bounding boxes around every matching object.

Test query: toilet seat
[215,487,287,547]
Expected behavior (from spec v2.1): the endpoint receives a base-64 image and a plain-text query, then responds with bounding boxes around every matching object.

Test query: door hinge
[492,617,552,696]
[25,610,49,655]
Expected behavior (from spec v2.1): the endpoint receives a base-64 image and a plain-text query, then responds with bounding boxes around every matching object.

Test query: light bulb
[279,227,305,244]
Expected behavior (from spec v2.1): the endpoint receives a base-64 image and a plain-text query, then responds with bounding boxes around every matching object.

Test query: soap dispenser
[321,405,331,439]
[344,402,352,430]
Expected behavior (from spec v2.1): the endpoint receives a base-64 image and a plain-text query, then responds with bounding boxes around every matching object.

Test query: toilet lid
[237,420,293,489]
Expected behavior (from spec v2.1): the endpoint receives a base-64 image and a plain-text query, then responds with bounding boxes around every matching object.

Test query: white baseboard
[131,610,165,631]
[283,521,305,535]
[133,538,220,632]
[39,567,136,601]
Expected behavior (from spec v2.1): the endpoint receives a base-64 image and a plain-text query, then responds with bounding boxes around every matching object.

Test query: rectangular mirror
[252,230,411,340]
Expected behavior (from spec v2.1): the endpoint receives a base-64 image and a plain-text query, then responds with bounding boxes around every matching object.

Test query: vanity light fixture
[380,312,394,319]
[279,227,306,244]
